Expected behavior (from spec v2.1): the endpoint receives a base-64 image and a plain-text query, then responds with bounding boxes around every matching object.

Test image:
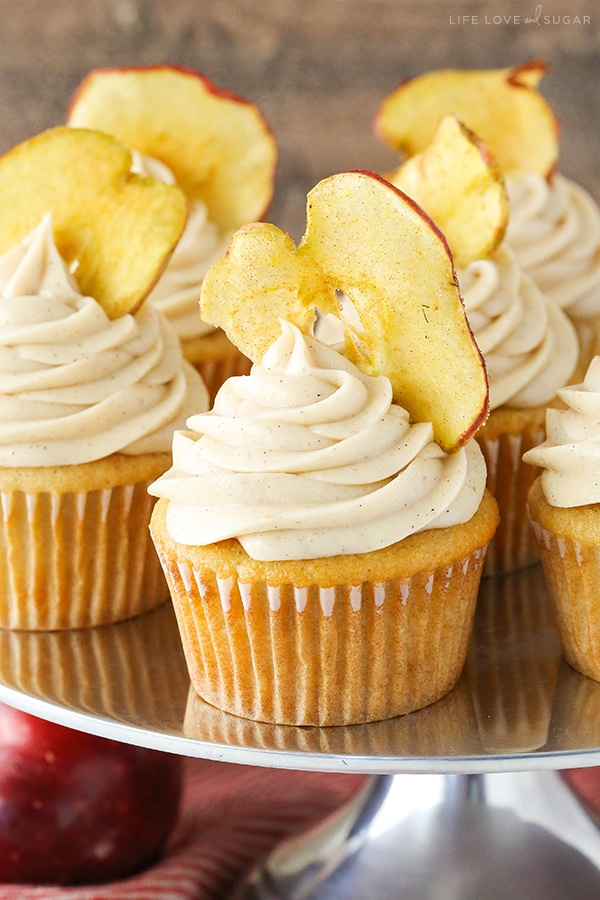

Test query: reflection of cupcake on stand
[0,604,190,727]
[67,65,278,402]
[183,673,482,759]
[545,661,600,754]
[464,565,562,754]
[373,103,578,576]
[150,170,499,728]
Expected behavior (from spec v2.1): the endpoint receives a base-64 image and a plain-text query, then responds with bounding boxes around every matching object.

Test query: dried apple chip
[201,222,336,362]
[388,115,509,268]
[67,65,278,234]
[201,171,489,452]
[375,60,559,177]
[0,126,187,318]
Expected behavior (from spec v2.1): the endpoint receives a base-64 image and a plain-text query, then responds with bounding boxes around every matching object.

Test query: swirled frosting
[131,151,230,342]
[0,215,208,467]
[523,355,600,507]
[505,173,600,318]
[149,320,487,561]
[458,245,578,410]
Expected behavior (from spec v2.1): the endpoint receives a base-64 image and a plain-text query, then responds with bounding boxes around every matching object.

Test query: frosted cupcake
[505,172,600,365]
[379,114,579,574]
[0,127,208,631]
[375,60,600,370]
[458,244,578,574]
[67,65,278,400]
[524,356,600,682]
[149,171,499,726]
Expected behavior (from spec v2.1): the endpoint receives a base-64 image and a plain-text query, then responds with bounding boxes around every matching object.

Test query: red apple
[0,702,183,885]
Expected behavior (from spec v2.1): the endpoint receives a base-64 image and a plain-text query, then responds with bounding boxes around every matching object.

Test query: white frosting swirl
[0,215,208,467]
[458,245,578,410]
[131,151,230,342]
[505,173,600,318]
[149,320,487,561]
[523,355,600,507]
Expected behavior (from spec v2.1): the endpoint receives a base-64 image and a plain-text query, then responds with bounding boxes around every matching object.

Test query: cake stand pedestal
[237,770,600,899]
[1,565,600,899]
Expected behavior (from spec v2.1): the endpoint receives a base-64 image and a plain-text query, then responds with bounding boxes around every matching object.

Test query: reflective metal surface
[0,564,599,771]
[237,771,600,899]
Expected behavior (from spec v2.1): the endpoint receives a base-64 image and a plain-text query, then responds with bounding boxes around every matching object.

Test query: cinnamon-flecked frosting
[523,355,600,507]
[458,244,579,410]
[505,173,600,319]
[131,151,230,342]
[0,215,208,467]
[149,320,487,561]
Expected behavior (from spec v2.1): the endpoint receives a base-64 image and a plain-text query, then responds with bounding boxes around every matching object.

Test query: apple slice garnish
[388,115,509,268]
[375,60,559,177]
[0,126,187,319]
[67,65,278,234]
[201,171,489,452]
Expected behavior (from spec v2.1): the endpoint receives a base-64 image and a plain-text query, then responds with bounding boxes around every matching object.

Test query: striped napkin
[0,758,367,899]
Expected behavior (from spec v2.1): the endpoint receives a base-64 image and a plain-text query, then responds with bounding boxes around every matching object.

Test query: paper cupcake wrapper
[531,521,600,683]
[477,424,545,576]
[156,545,487,727]
[0,483,168,630]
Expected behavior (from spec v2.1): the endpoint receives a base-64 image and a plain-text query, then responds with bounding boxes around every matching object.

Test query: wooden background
[0,0,598,238]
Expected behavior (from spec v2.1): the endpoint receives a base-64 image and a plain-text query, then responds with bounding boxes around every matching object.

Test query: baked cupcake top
[523,355,600,507]
[0,126,208,468]
[67,65,278,348]
[149,170,491,561]
[505,173,600,319]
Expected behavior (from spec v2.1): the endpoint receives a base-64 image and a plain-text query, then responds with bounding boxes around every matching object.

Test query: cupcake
[504,171,600,366]
[67,64,278,400]
[458,243,578,575]
[149,170,499,726]
[524,356,600,682]
[0,126,208,631]
[379,114,579,575]
[375,60,600,369]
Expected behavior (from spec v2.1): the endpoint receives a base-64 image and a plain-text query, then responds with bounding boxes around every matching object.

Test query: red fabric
[4,761,600,898]
[0,759,367,900]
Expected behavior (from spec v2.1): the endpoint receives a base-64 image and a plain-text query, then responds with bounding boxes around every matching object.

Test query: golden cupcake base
[150,492,499,726]
[476,405,547,576]
[0,453,171,631]
[528,478,600,683]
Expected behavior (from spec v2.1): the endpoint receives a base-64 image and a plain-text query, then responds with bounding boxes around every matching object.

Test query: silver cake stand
[1,564,600,898]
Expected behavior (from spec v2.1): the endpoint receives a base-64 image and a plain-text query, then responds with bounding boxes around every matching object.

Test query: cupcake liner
[154,543,488,727]
[0,482,168,631]
[530,520,600,683]
[477,419,545,576]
